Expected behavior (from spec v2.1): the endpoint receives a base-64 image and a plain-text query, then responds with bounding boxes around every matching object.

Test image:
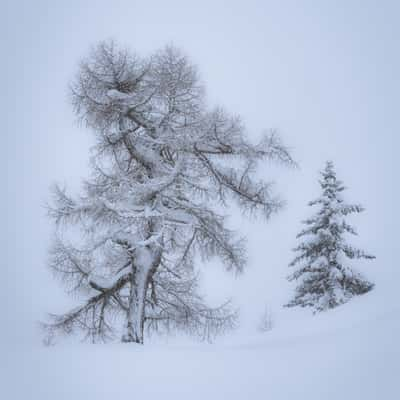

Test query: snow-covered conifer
[286,161,374,312]
[44,41,294,344]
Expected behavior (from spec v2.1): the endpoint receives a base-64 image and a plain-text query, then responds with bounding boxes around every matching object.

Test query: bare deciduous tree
[44,41,294,344]
[258,306,274,332]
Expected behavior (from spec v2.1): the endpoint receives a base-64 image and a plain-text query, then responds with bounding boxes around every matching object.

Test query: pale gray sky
[3,0,399,345]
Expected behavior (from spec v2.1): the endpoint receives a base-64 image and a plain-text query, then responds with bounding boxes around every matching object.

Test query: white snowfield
[4,293,399,400]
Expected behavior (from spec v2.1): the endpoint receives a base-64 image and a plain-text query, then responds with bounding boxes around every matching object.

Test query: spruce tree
[286,161,375,312]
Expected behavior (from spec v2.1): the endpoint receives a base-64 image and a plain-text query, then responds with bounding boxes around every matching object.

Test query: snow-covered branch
[45,40,292,344]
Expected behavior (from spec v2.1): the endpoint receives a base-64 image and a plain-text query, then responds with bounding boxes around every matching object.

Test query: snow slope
[4,293,399,400]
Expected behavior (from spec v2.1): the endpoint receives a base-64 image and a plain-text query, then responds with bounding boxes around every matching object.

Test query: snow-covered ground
[4,2,400,399]
[4,291,399,400]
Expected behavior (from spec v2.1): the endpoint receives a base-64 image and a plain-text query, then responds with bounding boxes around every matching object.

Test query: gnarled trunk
[122,245,161,344]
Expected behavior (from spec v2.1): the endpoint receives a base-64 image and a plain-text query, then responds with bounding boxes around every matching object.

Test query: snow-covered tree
[257,305,274,332]
[44,41,294,344]
[286,161,375,312]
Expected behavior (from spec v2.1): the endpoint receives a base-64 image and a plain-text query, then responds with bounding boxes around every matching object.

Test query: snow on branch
[286,161,375,312]
[45,40,293,344]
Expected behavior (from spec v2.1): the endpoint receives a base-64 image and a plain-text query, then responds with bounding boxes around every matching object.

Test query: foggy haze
[3,0,399,347]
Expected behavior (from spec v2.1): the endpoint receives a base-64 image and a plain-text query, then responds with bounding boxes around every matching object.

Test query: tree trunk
[121,245,161,344]
[121,269,146,344]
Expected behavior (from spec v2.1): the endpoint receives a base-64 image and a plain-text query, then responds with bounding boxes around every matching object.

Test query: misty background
[3,0,399,347]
